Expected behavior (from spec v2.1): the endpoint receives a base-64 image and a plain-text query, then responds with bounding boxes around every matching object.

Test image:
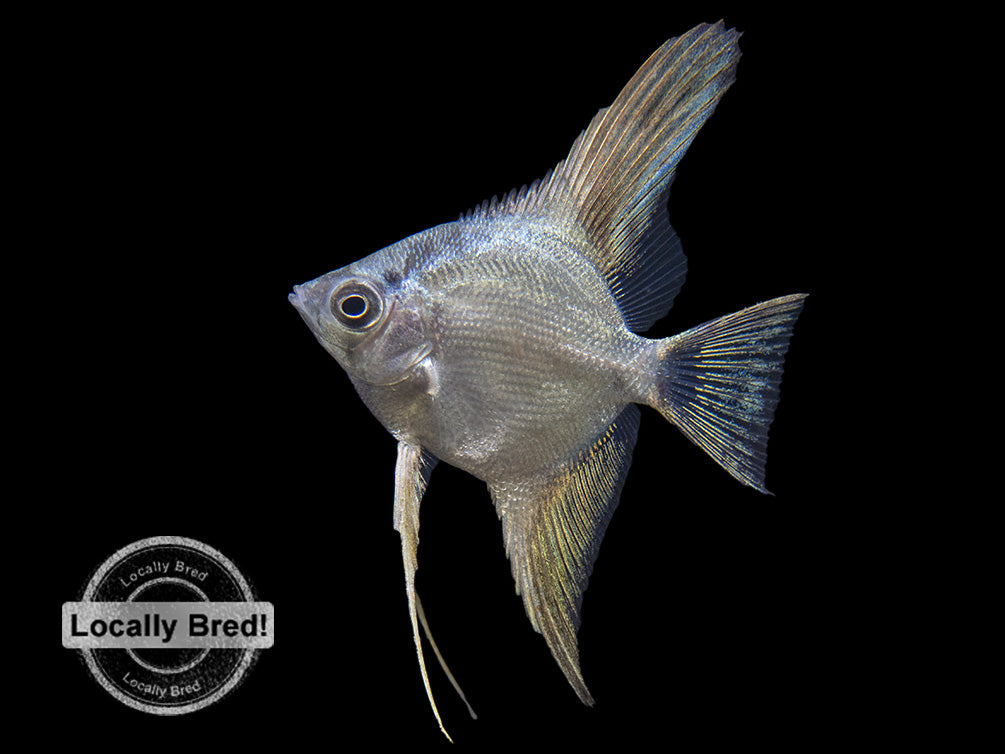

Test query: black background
[47,4,913,749]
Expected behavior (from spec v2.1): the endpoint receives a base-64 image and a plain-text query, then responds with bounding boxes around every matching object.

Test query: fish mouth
[288,283,350,361]
[288,285,324,340]
[288,285,318,329]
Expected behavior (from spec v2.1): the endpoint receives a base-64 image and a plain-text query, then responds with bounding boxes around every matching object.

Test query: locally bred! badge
[62,536,273,714]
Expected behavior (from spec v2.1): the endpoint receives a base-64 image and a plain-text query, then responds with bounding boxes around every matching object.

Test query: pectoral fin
[489,405,641,704]
[392,442,475,741]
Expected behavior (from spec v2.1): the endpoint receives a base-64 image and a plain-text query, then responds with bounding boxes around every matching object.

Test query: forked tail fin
[652,294,808,493]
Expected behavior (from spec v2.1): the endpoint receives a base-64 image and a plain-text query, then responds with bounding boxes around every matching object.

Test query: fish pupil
[340,295,368,318]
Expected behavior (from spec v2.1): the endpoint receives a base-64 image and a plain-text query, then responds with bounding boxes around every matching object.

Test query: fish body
[290,22,805,740]
[318,215,648,481]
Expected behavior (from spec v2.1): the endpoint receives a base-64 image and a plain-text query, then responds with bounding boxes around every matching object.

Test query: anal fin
[489,405,641,704]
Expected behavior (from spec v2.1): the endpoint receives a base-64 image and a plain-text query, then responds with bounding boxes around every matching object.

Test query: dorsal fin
[461,22,742,332]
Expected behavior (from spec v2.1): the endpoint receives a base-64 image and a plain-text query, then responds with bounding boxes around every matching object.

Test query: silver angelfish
[290,22,806,740]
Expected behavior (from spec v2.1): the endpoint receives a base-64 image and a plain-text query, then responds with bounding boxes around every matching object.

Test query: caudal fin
[653,294,807,493]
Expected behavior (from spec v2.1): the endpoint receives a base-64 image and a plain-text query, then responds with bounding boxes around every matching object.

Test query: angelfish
[290,22,806,740]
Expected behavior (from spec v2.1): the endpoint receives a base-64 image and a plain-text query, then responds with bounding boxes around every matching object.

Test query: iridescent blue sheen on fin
[654,294,807,493]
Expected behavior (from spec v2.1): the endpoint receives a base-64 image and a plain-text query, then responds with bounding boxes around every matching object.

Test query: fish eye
[330,280,383,330]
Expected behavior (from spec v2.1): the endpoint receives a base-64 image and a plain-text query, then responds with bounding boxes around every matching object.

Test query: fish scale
[289,21,806,741]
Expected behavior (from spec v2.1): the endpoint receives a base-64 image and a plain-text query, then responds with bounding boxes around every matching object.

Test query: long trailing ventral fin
[393,443,476,743]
